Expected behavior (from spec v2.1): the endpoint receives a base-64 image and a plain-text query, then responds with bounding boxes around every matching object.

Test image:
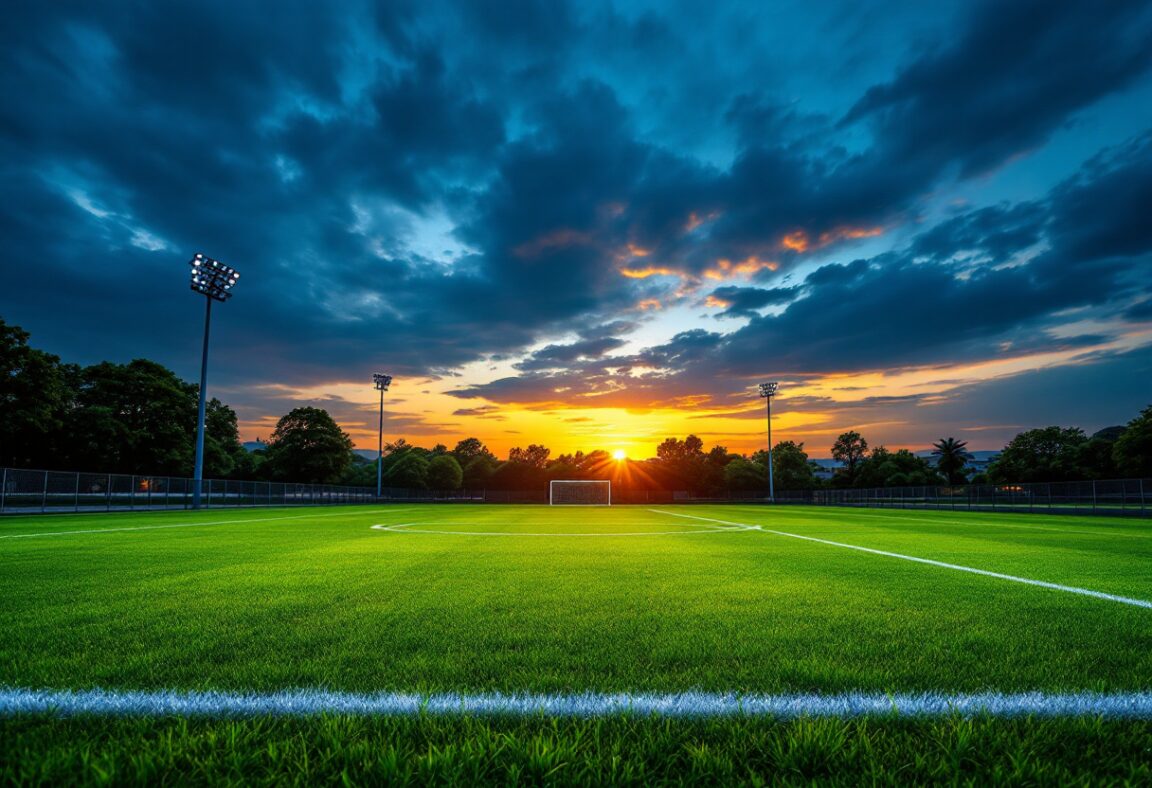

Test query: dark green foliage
[932,437,972,485]
[831,431,868,485]
[855,447,943,488]
[427,454,464,489]
[0,318,74,468]
[987,426,1088,483]
[263,407,354,484]
[724,457,767,490]
[766,441,818,490]
[387,451,431,489]
[0,714,1148,786]
[1113,404,1152,477]
[66,359,198,476]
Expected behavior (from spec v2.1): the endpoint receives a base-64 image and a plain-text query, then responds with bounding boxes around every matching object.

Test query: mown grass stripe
[0,508,415,540]
[4,688,1152,719]
[653,510,1152,609]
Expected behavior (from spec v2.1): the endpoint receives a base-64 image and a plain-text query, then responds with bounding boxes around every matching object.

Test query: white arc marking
[371,522,753,537]
[3,687,1151,719]
[652,510,1152,609]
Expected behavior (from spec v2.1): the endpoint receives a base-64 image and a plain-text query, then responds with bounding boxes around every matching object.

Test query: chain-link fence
[0,467,377,514]
[4,467,1149,517]
[773,478,1151,517]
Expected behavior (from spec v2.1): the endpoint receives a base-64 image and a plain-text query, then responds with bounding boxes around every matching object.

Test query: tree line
[3,317,1149,489]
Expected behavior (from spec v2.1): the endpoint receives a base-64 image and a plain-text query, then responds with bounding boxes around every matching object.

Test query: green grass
[4,714,1151,785]
[2,503,1151,781]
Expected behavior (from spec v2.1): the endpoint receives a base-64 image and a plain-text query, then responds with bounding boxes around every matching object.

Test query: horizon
[3,1,1150,459]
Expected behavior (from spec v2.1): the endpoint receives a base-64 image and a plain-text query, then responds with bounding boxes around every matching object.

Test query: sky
[2,0,1151,460]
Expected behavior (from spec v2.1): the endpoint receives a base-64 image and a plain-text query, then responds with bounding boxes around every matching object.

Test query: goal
[549,480,611,506]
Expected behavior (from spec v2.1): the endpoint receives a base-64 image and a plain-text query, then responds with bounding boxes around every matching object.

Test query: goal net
[549,480,611,506]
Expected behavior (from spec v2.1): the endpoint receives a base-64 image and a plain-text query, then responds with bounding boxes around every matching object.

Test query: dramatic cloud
[2,0,1150,453]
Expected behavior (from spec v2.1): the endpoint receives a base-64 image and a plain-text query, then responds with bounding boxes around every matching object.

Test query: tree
[203,398,246,478]
[508,444,551,468]
[264,407,354,483]
[931,437,972,485]
[1113,405,1152,478]
[66,359,198,475]
[385,451,430,489]
[856,447,942,488]
[462,455,498,488]
[427,454,463,490]
[831,431,868,484]
[986,426,1086,484]
[724,457,767,491]
[451,437,496,466]
[760,441,818,490]
[0,318,74,468]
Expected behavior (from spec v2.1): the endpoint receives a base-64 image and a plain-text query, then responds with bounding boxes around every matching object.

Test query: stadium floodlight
[188,253,241,510]
[759,382,779,502]
[373,374,392,498]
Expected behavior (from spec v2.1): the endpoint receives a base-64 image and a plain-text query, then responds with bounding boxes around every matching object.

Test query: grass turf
[2,503,1151,781]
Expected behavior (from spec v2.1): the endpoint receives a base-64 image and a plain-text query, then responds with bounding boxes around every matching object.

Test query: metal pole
[766,395,775,502]
[1,467,8,514]
[377,385,384,499]
[193,296,212,510]
[41,470,48,513]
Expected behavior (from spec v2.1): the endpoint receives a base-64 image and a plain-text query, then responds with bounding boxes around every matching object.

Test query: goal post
[549,480,611,506]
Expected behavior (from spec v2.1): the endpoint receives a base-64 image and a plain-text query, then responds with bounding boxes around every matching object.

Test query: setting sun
[613,449,627,460]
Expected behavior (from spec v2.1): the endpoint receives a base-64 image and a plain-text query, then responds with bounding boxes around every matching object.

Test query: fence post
[74,472,80,512]
[40,470,48,513]
[0,467,6,514]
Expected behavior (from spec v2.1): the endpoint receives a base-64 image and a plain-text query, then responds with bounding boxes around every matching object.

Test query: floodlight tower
[188,253,240,509]
[758,382,779,502]
[373,373,392,498]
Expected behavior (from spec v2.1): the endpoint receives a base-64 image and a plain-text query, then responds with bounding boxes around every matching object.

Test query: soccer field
[2,504,1151,783]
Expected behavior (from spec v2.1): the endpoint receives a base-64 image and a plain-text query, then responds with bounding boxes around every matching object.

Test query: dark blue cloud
[1,0,1150,442]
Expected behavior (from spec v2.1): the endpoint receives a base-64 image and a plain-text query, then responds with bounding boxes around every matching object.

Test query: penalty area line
[3,687,1152,719]
[651,510,1152,610]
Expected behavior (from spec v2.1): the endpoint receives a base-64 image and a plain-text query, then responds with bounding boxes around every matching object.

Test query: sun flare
[613,449,627,460]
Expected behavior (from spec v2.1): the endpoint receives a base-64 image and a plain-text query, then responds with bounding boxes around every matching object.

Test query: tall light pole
[373,373,392,498]
[188,253,240,510]
[759,382,779,502]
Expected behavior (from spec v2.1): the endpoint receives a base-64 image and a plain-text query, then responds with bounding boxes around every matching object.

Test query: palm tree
[932,437,972,485]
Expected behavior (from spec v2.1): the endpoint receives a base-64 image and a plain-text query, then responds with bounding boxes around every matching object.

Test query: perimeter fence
[0,467,377,515]
[773,478,1150,518]
[3,466,1149,518]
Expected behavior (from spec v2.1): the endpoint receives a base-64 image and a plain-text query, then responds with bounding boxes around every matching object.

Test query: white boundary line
[0,508,417,540]
[3,687,1151,719]
[371,522,754,537]
[736,507,1152,538]
[651,510,1152,609]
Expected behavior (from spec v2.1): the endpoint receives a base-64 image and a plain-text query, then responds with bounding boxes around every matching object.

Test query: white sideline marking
[652,510,1152,609]
[754,507,1152,538]
[0,508,417,540]
[371,522,753,537]
[3,687,1151,719]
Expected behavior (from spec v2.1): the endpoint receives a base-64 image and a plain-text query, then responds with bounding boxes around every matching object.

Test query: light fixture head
[758,381,779,397]
[373,373,393,391]
[189,253,240,302]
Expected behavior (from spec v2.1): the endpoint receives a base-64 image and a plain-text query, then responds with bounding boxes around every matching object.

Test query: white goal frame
[549,480,612,506]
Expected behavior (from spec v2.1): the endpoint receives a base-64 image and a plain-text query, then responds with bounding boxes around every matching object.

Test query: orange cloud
[703,255,779,280]
[704,294,731,308]
[619,266,682,279]
[683,210,720,233]
[513,228,593,258]
[780,226,884,254]
[636,298,663,311]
